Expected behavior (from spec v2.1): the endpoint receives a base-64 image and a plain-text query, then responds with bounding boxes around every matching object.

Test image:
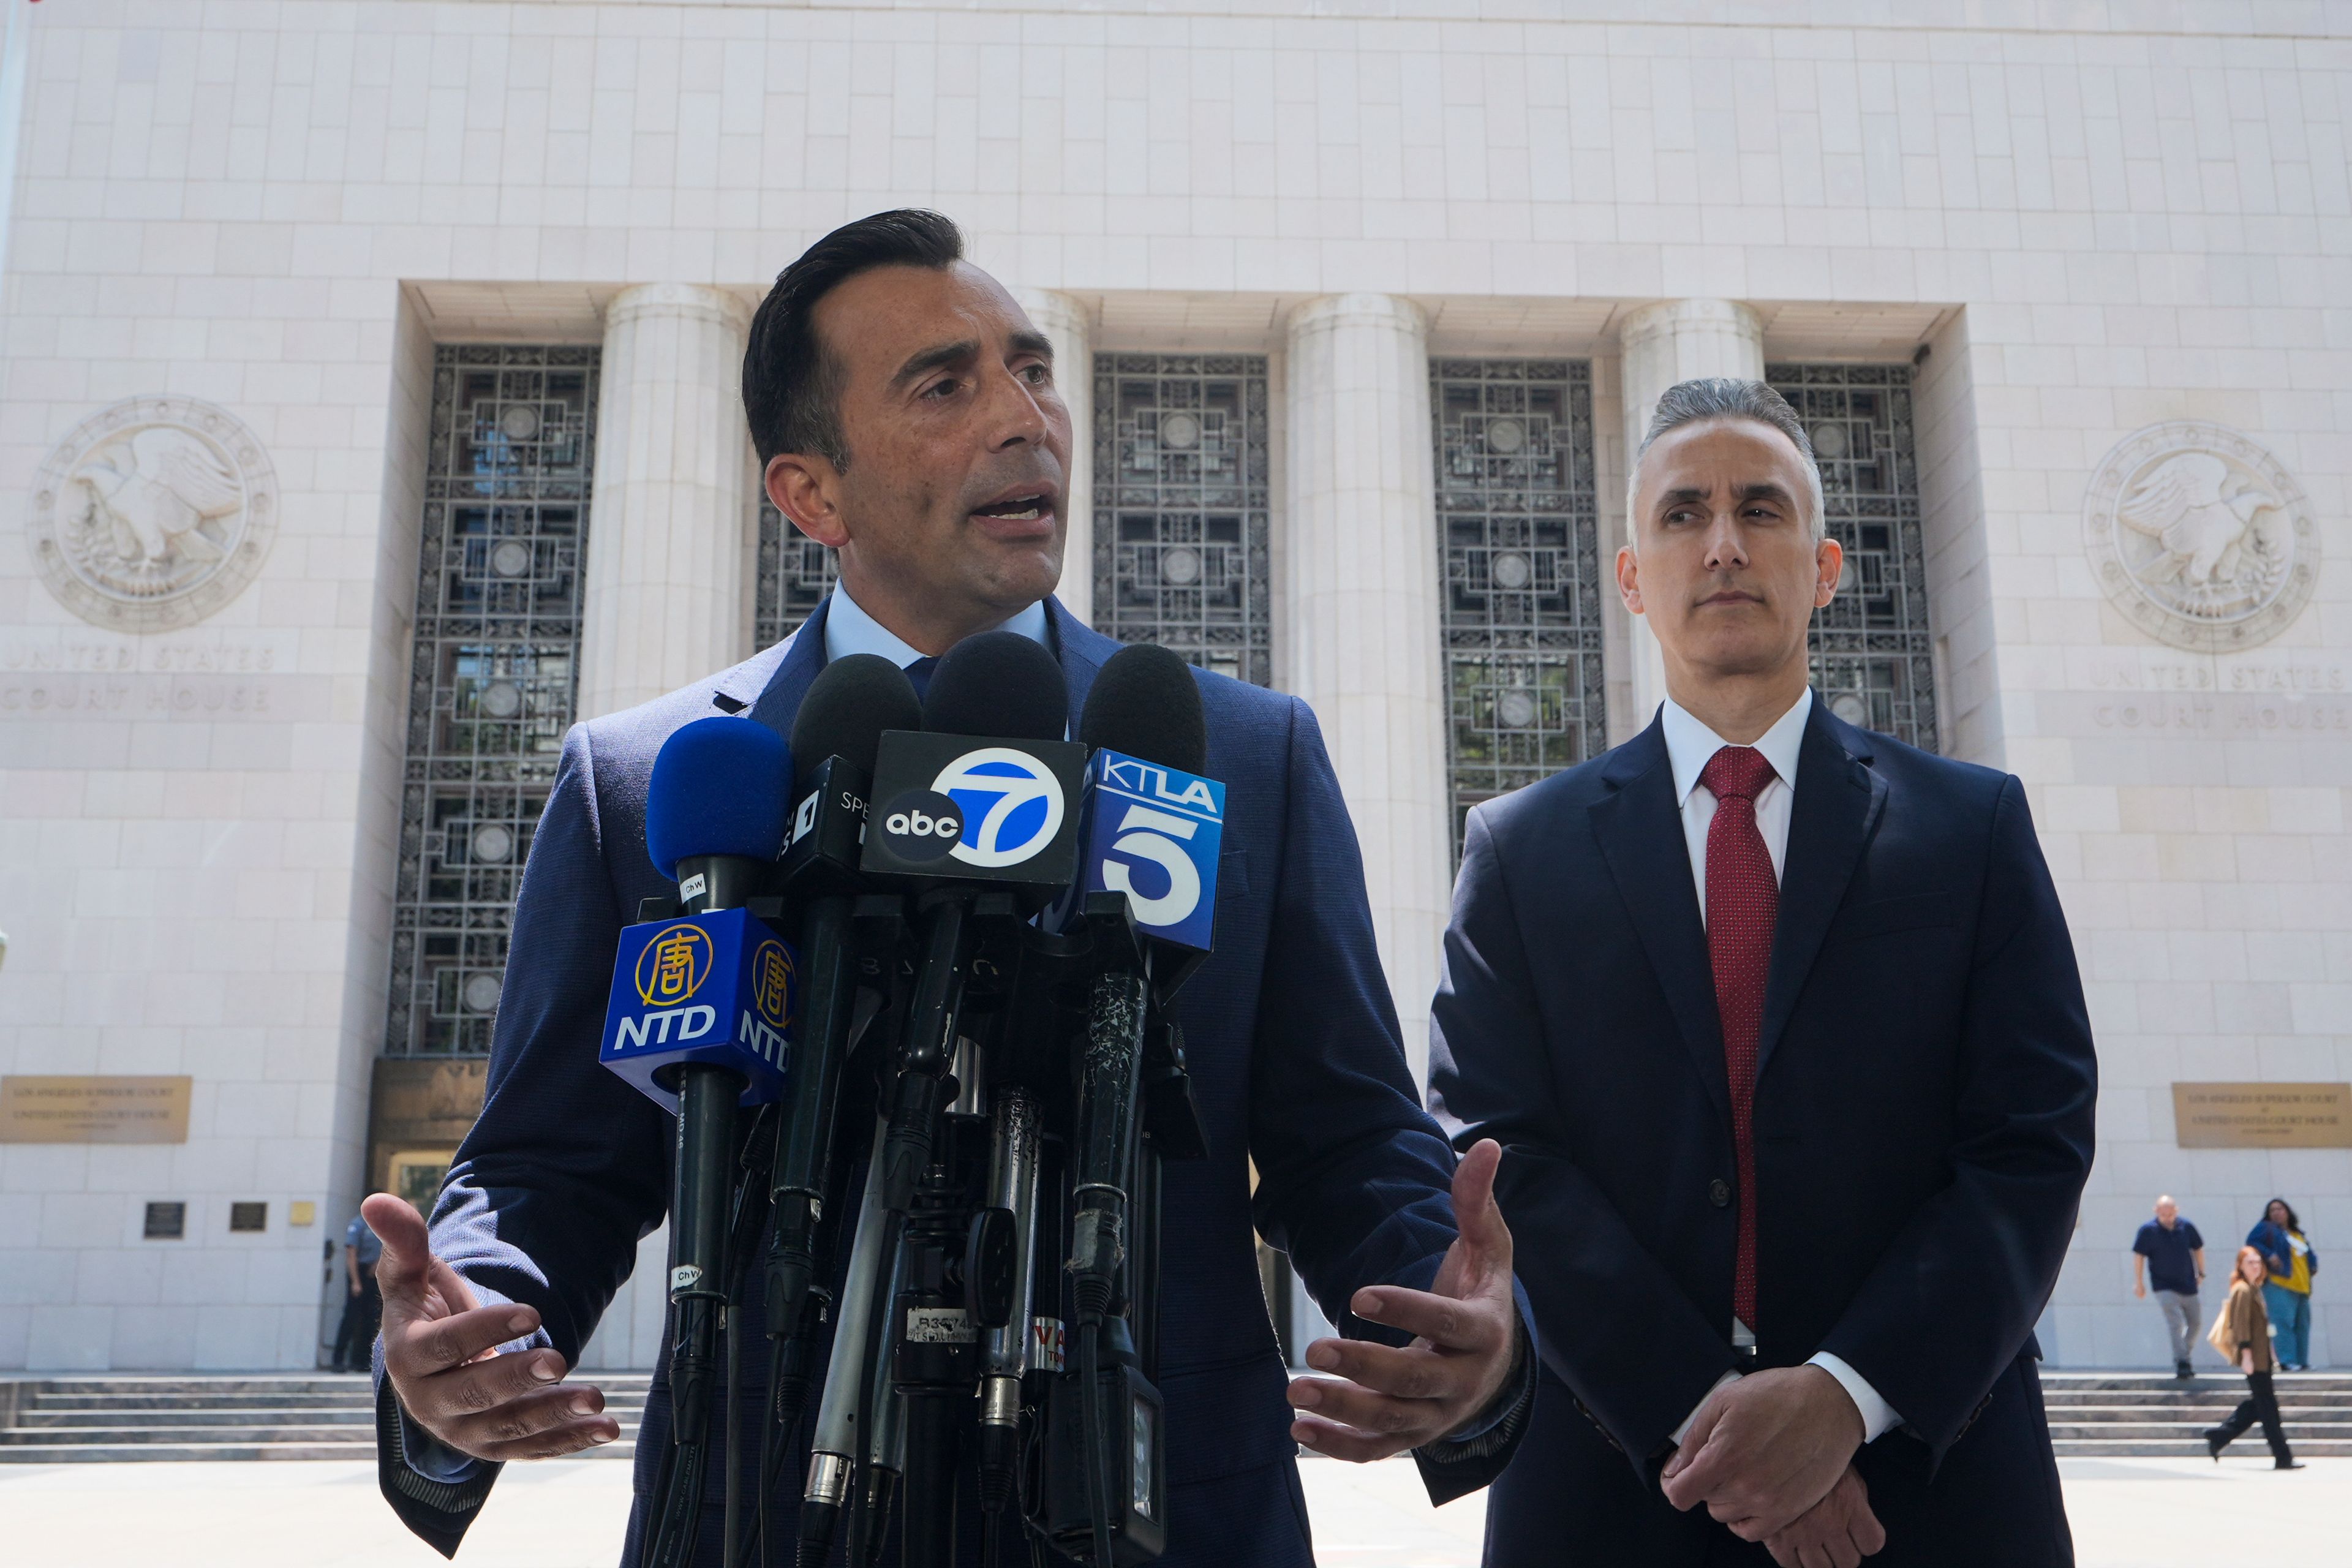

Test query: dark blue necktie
[903,656,939,703]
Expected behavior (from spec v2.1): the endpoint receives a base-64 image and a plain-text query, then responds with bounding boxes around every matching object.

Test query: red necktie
[1700,744,1779,1332]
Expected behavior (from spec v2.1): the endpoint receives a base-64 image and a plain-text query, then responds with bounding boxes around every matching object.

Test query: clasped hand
[1284,1139,1520,1460]
[1661,1364,1882,1567]
[363,1193,620,1461]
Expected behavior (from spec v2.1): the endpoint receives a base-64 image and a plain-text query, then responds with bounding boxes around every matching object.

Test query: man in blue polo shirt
[2133,1195,2206,1378]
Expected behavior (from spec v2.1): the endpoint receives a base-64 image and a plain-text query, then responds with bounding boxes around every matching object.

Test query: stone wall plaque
[0,1076,192,1144]
[27,396,280,633]
[2084,422,2319,652]
[368,1057,488,1197]
[2172,1082,2352,1149]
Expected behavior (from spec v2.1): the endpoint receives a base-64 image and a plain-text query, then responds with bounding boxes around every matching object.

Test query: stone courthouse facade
[0,1,2345,1374]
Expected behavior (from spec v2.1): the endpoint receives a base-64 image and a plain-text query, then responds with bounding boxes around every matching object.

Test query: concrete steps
[0,1373,652,1463]
[4,1370,2344,1461]
[2041,1371,2352,1457]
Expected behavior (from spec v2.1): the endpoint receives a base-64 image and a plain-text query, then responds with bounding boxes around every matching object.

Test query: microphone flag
[598,907,800,1112]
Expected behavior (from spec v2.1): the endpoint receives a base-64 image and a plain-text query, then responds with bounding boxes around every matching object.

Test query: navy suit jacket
[377,597,1519,1562]
[1429,702,2097,1567]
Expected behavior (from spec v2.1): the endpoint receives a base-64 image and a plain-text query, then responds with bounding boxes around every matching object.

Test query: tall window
[753,497,838,652]
[1092,354,1273,686]
[1768,364,1939,751]
[1431,360,1607,850]
[385,346,599,1056]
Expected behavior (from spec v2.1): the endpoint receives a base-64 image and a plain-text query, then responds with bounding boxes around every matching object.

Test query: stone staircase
[2,1369,2345,1463]
[0,1372,651,1463]
[2042,1371,2352,1457]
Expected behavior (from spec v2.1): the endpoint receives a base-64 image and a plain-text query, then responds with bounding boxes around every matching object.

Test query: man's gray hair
[1624,378,1826,543]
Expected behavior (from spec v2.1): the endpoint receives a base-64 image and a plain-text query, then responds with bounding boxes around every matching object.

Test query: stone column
[1615,300,1766,726]
[1015,288,1095,628]
[1282,294,1450,1083]
[578,284,755,720]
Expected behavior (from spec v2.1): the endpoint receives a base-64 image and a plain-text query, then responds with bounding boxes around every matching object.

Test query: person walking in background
[2133,1195,2206,1378]
[332,1209,384,1374]
[2248,1199,2318,1373]
[2203,1246,2302,1469]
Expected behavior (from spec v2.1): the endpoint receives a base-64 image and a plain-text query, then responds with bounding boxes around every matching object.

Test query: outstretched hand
[364,1192,618,1463]
[1286,1139,1519,1461]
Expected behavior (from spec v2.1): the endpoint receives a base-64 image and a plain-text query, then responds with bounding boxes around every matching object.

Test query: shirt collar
[821,581,1051,669]
[1661,687,1814,807]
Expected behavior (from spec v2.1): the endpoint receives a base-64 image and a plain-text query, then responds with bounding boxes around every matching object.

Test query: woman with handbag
[2203,1245,2303,1469]
[2247,1198,2318,1372]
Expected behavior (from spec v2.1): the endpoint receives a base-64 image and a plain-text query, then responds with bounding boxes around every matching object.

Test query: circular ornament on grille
[1497,688,1539,728]
[471,824,515,864]
[26,396,279,632]
[1490,551,1534,590]
[1487,418,1526,454]
[499,404,542,441]
[1810,423,1849,459]
[2083,422,2318,652]
[1160,412,1202,450]
[490,540,533,578]
[1161,546,1202,586]
[479,680,523,718]
[1830,693,1869,726]
[462,973,504,1014]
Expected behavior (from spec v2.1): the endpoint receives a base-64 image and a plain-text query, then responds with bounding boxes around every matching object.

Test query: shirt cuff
[1669,1368,1744,1447]
[1806,1352,1899,1443]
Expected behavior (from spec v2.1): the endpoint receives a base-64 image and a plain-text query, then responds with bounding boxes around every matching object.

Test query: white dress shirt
[821,580,1051,668]
[1657,688,1901,1448]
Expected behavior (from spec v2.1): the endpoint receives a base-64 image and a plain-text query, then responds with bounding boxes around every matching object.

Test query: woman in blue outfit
[2247,1198,2318,1373]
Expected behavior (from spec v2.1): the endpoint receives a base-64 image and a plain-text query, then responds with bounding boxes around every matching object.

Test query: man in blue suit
[1429,380,2097,1567]
[364,210,1529,1563]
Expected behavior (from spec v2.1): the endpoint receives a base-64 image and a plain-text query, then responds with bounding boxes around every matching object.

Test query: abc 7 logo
[880,748,1065,869]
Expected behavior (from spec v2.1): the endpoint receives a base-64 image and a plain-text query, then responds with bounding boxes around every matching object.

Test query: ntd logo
[599,908,797,1112]
[633,923,712,1006]
[933,747,1066,869]
[1082,749,1225,951]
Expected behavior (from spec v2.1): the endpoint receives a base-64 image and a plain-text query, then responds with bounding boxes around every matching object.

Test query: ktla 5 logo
[934,747,1065,868]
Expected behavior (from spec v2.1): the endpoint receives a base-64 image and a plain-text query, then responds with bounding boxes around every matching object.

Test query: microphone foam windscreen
[922,630,1069,741]
[644,715,794,878]
[1079,643,1207,775]
[791,654,922,787]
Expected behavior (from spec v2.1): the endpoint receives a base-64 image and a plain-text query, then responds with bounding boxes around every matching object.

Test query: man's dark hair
[742,209,965,470]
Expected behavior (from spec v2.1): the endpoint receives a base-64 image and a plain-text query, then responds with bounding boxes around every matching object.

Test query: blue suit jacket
[377,597,1519,1562]
[1430,703,2097,1567]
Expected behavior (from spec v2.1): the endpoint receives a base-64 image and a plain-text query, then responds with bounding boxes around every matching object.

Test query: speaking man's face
[1618,417,1841,689]
[772,261,1072,640]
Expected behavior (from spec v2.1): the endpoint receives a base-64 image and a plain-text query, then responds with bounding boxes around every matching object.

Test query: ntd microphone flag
[598,907,799,1113]
[1079,748,1224,952]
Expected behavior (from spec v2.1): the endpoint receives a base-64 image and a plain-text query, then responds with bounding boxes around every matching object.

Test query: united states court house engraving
[0,1,2343,1387]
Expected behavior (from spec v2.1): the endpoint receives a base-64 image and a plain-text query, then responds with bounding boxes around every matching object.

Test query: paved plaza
[3,1453,2344,1566]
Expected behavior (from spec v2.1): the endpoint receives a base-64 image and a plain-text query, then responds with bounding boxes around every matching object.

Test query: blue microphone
[601,716,800,1110]
[598,715,801,1487]
[1068,643,1223,959]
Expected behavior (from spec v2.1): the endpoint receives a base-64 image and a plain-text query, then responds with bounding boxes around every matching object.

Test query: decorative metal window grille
[1431,360,1607,850]
[1093,354,1273,686]
[752,498,839,653]
[1767,364,1939,752]
[385,345,599,1057]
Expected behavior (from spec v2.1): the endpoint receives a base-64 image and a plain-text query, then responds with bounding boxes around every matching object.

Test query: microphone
[865,631,1082,1211]
[767,655,922,1348]
[1055,644,1213,1568]
[600,715,799,1568]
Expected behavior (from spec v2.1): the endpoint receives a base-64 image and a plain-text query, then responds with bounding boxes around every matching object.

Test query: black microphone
[872,631,1074,1213]
[767,654,921,1345]
[1060,644,1208,1568]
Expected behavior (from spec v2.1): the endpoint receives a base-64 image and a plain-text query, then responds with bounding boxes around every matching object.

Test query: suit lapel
[1589,720,1732,1132]
[1047,596,1110,726]
[1757,703,1888,1075]
[744,596,832,741]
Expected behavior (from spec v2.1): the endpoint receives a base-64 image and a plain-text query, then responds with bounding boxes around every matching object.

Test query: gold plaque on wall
[0,1076,193,1144]
[2173,1083,2352,1148]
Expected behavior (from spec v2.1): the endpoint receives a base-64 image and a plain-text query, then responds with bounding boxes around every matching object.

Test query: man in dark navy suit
[1429,380,2097,1567]
[363,211,1529,1563]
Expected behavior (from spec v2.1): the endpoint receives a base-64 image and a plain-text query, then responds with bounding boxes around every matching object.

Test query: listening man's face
[773,261,1072,630]
[1617,417,1841,689]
